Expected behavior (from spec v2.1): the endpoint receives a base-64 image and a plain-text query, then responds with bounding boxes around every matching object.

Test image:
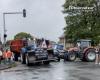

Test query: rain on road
[0,61,100,80]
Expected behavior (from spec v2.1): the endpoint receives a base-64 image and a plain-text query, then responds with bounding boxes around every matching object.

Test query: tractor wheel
[85,49,96,62]
[68,51,77,61]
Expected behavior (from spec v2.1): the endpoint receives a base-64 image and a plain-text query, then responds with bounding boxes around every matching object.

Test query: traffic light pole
[3,13,6,47]
[3,9,26,48]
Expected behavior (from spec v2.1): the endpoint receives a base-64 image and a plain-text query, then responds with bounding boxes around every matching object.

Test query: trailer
[10,39,27,61]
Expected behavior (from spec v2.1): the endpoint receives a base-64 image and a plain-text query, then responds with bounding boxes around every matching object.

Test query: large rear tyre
[85,49,96,62]
[68,51,77,61]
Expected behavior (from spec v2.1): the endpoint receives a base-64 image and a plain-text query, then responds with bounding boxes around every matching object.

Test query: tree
[63,0,100,44]
[14,32,33,40]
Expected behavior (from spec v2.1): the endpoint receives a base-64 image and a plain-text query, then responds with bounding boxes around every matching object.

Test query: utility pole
[3,9,26,47]
[3,13,6,47]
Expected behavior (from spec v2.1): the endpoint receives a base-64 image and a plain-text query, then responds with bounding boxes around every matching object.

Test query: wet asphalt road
[0,60,100,80]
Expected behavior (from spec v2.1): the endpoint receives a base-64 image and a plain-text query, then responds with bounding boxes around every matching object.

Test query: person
[20,46,27,64]
[0,50,3,64]
[6,49,13,63]
[3,50,8,64]
[3,49,13,64]
[95,46,100,64]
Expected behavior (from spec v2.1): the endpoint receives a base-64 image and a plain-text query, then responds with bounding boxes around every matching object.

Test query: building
[59,34,74,49]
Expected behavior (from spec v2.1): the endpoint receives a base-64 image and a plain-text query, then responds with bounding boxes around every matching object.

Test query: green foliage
[14,32,33,40]
[63,0,100,44]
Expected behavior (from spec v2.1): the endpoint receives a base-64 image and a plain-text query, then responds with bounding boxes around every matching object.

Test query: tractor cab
[77,39,91,50]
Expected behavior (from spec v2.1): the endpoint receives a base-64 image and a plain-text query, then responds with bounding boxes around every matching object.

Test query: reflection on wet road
[0,61,100,80]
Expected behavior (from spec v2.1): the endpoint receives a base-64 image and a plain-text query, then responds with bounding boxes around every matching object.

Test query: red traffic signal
[23,9,26,17]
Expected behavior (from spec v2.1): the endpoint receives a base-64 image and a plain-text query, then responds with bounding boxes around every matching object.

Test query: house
[59,34,74,49]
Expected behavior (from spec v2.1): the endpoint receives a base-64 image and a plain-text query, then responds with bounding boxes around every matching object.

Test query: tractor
[64,39,96,62]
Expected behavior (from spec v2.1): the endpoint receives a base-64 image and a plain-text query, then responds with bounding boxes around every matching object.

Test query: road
[0,61,100,80]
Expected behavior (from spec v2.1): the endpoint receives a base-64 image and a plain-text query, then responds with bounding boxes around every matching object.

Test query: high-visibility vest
[6,51,12,58]
[3,52,7,58]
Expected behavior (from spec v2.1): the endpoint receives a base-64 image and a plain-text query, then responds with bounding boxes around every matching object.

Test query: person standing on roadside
[3,49,8,64]
[0,50,3,64]
[3,49,13,64]
[6,49,13,63]
[95,46,100,64]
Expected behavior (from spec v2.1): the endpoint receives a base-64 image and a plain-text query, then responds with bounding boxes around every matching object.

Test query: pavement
[0,61,16,70]
[1,60,100,80]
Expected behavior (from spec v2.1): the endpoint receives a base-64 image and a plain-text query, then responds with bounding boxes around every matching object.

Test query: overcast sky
[0,0,65,42]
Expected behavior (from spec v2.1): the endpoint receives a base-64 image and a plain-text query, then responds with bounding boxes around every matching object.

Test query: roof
[59,34,65,39]
[77,39,91,42]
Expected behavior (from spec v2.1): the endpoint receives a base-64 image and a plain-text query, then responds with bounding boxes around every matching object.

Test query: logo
[68,6,94,11]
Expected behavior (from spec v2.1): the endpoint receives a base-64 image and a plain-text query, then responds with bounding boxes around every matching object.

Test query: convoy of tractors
[9,39,97,66]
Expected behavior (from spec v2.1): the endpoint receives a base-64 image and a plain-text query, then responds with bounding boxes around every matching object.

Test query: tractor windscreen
[77,39,91,48]
[80,41,91,48]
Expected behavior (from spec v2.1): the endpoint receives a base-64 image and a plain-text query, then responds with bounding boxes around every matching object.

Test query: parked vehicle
[53,44,64,50]
[52,44,64,61]
[64,39,96,62]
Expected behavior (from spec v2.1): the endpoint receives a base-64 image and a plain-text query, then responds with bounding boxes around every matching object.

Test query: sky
[0,0,65,42]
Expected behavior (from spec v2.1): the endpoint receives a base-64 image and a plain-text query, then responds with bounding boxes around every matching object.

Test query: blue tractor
[20,44,50,66]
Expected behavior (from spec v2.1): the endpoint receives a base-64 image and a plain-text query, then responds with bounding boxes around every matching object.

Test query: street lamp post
[3,9,26,47]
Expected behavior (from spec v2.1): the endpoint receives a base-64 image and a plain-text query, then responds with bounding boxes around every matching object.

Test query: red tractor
[64,39,96,62]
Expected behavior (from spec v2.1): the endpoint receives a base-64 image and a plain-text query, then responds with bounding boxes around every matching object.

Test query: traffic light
[4,34,7,38]
[23,9,26,17]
